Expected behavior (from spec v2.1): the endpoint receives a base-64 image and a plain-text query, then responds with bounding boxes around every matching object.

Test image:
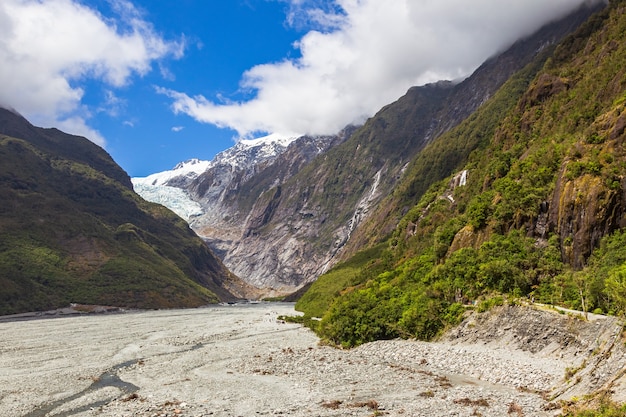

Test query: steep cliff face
[442,13,626,266]
[519,5,626,269]
[550,108,626,267]
[187,132,351,264]
[550,173,624,268]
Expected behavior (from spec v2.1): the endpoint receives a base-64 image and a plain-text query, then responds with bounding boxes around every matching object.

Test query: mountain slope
[296,0,626,348]
[132,3,600,295]
[219,2,601,292]
[0,108,242,315]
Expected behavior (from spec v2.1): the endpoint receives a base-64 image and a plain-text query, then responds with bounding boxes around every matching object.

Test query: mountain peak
[238,133,300,149]
[173,158,209,170]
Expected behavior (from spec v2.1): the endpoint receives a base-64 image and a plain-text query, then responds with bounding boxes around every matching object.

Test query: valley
[2,303,624,417]
[3,1,626,415]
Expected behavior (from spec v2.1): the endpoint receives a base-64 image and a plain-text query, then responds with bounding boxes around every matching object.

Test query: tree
[573,271,590,319]
[604,265,626,316]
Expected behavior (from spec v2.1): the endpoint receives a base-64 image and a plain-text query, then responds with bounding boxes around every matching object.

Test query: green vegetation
[562,401,626,417]
[0,111,227,315]
[297,2,626,348]
[296,243,387,319]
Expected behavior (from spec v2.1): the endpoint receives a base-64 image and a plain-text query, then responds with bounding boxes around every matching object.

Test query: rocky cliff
[188,131,352,261]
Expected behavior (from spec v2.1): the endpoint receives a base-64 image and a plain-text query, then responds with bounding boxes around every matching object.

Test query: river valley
[1,303,623,417]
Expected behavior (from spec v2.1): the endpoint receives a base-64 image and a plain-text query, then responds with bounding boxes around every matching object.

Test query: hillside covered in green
[0,108,239,315]
[296,1,626,348]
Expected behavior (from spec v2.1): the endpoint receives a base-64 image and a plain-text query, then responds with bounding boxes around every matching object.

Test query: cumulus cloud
[162,0,596,138]
[0,0,183,146]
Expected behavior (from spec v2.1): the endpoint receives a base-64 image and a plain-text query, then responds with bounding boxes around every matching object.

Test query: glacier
[132,182,204,221]
[132,158,210,221]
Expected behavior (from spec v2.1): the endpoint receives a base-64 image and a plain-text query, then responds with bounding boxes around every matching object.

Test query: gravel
[0,304,569,417]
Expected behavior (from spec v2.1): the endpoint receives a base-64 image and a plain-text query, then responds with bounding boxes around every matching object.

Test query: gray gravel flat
[0,304,559,416]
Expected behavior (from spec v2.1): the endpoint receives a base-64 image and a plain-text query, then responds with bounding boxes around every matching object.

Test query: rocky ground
[0,303,624,417]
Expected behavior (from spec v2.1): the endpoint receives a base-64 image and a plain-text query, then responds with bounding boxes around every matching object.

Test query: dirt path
[0,304,580,416]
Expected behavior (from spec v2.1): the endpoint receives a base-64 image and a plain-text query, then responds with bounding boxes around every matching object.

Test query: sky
[0,0,598,177]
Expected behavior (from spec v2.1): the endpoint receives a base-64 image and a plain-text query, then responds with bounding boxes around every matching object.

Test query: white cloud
[171,126,184,132]
[0,0,183,147]
[280,0,346,31]
[56,116,107,146]
[98,90,127,117]
[163,0,597,138]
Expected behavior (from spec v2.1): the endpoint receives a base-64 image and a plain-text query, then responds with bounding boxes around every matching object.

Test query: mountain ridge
[0,108,246,314]
[296,0,626,354]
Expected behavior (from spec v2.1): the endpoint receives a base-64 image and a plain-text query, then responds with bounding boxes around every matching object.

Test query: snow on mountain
[133,158,211,187]
[239,133,299,148]
[132,134,300,221]
[134,134,299,189]
[210,133,299,170]
[132,158,210,221]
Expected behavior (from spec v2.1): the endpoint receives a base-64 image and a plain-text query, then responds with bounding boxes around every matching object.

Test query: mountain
[134,129,354,287]
[135,3,601,296]
[0,108,246,315]
[296,0,626,348]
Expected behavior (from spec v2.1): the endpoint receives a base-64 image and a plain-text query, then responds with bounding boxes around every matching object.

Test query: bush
[476,296,504,313]
[563,401,626,416]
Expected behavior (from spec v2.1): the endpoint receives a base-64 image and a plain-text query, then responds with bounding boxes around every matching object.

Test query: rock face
[443,304,626,404]
[549,174,625,268]
[188,132,351,261]
[545,105,626,268]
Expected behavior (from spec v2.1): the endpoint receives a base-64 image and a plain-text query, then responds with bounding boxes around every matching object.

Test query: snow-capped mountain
[217,133,300,171]
[134,158,211,187]
[132,130,350,287]
[132,134,300,221]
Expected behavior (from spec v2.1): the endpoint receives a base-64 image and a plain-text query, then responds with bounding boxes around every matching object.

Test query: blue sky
[0,0,596,177]
[98,1,307,176]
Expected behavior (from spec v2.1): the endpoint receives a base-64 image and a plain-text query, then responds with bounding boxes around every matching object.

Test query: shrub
[476,296,505,313]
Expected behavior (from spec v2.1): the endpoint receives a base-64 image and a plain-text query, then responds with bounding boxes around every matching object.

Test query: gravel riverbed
[0,304,567,416]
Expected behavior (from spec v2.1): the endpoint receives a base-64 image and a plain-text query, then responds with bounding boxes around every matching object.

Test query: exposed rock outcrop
[443,304,626,404]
